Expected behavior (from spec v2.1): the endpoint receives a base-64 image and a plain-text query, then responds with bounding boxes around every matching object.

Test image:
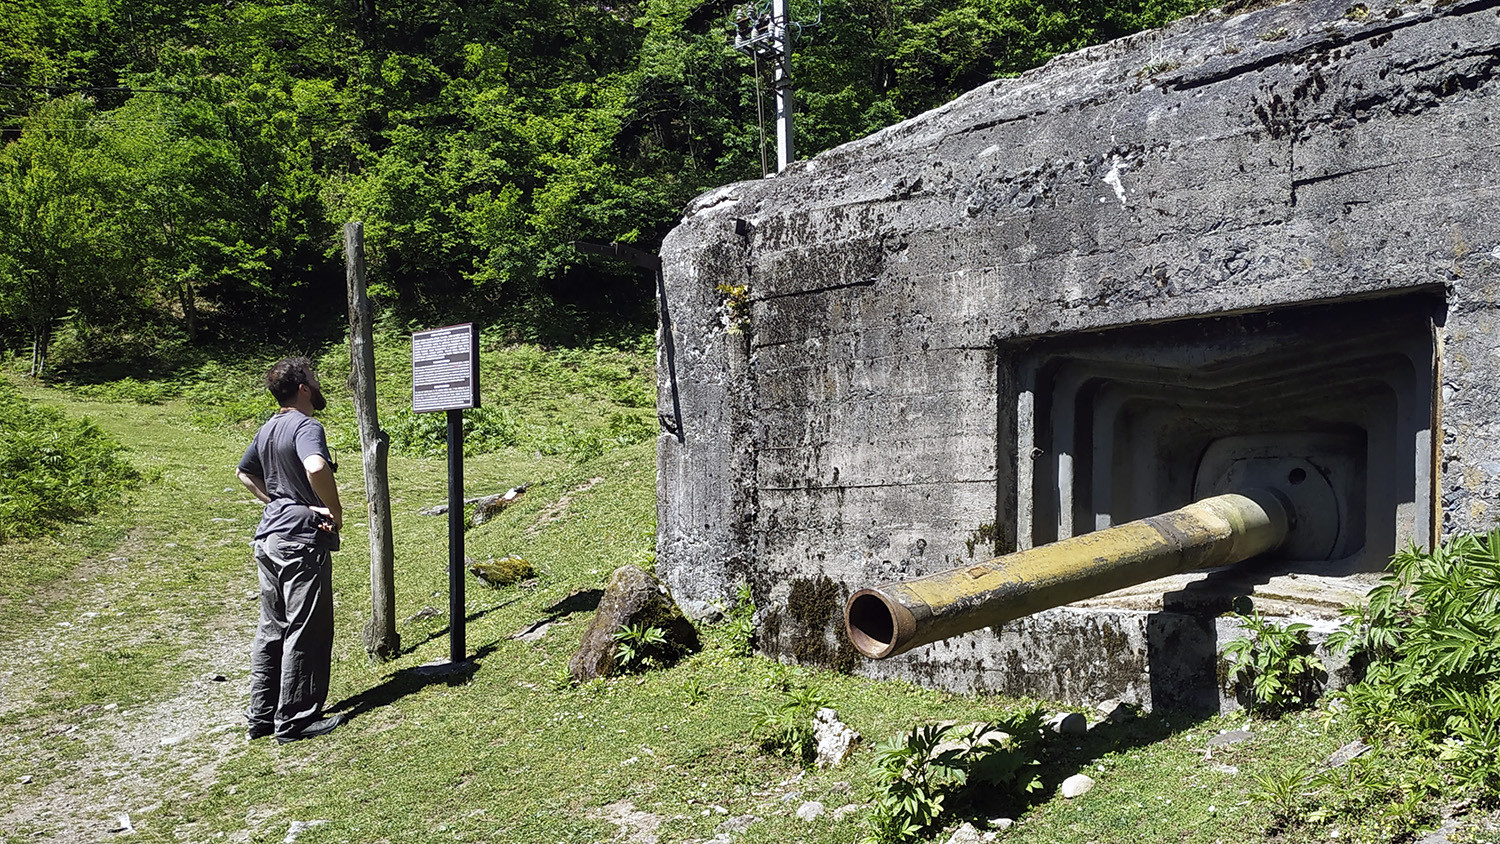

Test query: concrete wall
[657,0,1500,709]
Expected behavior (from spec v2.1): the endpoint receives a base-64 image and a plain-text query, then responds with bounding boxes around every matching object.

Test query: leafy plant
[1223,611,1325,717]
[613,622,668,673]
[864,714,1042,844]
[724,583,757,658]
[1334,533,1500,792]
[751,681,829,765]
[1249,764,1314,825]
[0,383,141,541]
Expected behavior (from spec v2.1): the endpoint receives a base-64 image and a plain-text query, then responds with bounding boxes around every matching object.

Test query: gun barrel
[844,490,1290,659]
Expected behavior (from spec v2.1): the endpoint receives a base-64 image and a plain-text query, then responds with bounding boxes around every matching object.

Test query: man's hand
[310,506,342,532]
[303,454,343,532]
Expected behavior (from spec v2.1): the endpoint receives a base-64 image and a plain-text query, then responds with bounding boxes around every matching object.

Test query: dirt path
[0,533,258,842]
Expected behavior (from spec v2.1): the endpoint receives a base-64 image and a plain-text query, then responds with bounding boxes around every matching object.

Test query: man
[235,357,344,743]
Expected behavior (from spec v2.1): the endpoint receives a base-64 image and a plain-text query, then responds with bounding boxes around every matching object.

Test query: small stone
[831,804,862,822]
[989,817,1014,830]
[208,674,228,682]
[716,815,759,834]
[1060,773,1096,798]
[1210,762,1239,775]
[945,821,998,844]
[1324,740,1372,768]
[812,708,861,768]
[18,775,32,784]
[795,801,825,822]
[1205,729,1252,748]
[1046,712,1086,736]
[110,813,134,833]
[1095,698,1136,724]
[283,820,329,843]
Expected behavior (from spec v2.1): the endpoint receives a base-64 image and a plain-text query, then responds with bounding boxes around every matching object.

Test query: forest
[0,0,1212,373]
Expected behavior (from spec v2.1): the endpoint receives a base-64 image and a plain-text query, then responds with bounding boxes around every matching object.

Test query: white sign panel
[412,323,480,413]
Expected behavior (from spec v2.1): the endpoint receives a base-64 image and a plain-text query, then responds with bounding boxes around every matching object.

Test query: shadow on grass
[332,589,607,724]
[960,707,1218,825]
[398,587,603,656]
[327,640,503,724]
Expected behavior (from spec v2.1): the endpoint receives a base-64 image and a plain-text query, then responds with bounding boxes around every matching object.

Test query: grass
[0,332,1449,844]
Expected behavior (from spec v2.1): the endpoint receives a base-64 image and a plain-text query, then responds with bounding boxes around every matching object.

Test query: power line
[0,81,189,96]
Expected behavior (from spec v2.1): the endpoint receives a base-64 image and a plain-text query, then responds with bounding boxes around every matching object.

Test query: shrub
[1223,611,1325,717]
[751,680,829,765]
[0,384,140,541]
[1334,533,1500,793]
[865,711,1043,844]
[613,622,669,673]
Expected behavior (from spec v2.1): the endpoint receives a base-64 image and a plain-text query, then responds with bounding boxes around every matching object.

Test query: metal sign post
[412,323,480,663]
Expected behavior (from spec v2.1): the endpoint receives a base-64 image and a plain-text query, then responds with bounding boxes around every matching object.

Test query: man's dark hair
[266,357,317,405]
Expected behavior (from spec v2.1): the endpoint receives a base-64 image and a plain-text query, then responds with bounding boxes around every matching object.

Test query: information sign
[412,324,480,413]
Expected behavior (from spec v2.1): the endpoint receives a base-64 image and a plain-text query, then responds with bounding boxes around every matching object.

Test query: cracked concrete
[657,0,1500,707]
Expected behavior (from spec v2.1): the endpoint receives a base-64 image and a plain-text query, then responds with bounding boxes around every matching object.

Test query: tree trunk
[345,221,400,662]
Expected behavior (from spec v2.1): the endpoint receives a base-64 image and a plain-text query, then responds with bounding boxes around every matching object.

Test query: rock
[1205,729,1252,748]
[1046,712,1086,736]
[795,801,825,822]
[716,815,759,834]
[469,555,536,587]
[283,820,329,843]
[1094,699,1136,725]
[945,821,999,844]
[812,708,861,768]
[567,566,700,682]
[470,484,530,527]
[110,813,134,833]
[831,804,862,822]
[18,775,32,784]
[510,618,557,642]
[1060,774,1095,799]
[988,817,1014,830]
[1324,740,1372,768]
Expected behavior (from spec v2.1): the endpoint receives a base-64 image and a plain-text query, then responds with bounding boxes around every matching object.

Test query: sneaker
[247,724,274,741]
[276,714,343,744]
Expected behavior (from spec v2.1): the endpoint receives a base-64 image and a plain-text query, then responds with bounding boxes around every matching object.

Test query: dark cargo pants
[248,537,334,738]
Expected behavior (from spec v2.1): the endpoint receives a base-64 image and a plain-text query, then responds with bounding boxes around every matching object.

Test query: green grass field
[0,333,1420,844]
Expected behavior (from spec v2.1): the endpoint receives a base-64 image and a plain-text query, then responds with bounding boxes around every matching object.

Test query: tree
[0,98,120,375]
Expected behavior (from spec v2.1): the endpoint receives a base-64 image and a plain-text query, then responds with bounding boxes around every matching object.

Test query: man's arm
[237,470,272,504]
[303,455,343,531]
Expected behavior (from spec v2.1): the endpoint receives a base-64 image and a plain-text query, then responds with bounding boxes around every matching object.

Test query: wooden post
[344,221,400,662]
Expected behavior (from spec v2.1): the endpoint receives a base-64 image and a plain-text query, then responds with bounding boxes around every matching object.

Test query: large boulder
[568,566,700,682]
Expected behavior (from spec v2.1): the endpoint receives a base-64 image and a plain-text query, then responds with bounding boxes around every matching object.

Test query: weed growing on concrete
[1223,611,1325,717]
[724,583,757,657]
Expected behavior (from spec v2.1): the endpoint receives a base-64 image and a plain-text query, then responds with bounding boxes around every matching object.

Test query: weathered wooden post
[343,221,400,662]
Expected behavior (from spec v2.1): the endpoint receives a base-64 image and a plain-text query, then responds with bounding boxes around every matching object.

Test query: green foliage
[864,713,1042,843]
[751,678,830,765]
[0,383,140,541]
[613,622,669,673]
[0,0,1216,361]
[1335,533,1500,794]
[1223,611,1325,717]
[724,583,758,658]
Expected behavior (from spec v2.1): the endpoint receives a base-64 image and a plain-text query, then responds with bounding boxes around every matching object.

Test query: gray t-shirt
[237,409,339,551]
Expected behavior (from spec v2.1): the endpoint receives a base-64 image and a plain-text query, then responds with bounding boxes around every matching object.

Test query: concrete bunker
[656,0,1500,711]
